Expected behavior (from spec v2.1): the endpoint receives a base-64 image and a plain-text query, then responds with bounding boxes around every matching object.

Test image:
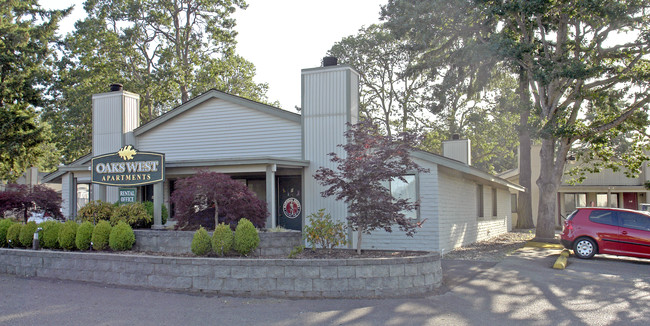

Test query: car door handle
[621,231,628,235]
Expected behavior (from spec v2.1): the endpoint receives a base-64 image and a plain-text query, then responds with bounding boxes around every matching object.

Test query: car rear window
[588,210,617,226]
[618,211,650,231]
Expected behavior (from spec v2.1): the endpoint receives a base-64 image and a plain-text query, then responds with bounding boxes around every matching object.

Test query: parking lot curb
[525,241,564,249]
[553,249,571,269]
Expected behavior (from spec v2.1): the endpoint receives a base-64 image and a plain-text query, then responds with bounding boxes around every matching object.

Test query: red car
[560,207,650,259]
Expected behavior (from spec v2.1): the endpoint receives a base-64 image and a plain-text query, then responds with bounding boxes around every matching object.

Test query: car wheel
[573,237,597,259]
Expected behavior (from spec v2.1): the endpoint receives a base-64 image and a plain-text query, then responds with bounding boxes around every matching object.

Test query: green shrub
[75,221,94,250]
[19,221,39,248]
[234,218,259,256]
[41,220,62,249]
[144,201,169,225]
[58,220,79,250]
[111,202,152,228]
[109,221,135,251]
[91,220,112,251]
[287,245,305,259]
[0,219,15,247]
[6,223,22,248]
[303,209,347,249]
[77,200,114,224]
[191,226,212,256]
[212,223,233,256]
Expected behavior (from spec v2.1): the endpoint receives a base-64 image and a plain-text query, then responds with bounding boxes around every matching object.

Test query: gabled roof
[411,150,525,192]
[41,153,92,183]
[134,89,301,136]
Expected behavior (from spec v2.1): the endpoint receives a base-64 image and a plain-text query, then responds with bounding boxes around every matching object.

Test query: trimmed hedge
[19,221,39,248]
[58,220,79,250]
[41,220,62,249]
[76,221,94,250]
[234,218,259,256]
[91,220,112,251]
[109,221,135,251]
[191,226,212,256]
[6,223,22,248]
[0,219,15,247]
[212,223,233,256]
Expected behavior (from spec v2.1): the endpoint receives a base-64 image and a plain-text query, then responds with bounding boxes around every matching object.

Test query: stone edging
[0,248,441,298]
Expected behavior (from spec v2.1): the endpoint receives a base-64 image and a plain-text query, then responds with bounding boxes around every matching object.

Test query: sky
[41,0,387,111]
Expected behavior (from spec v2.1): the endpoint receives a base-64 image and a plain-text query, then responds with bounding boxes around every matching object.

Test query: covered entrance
[277,176,302,231]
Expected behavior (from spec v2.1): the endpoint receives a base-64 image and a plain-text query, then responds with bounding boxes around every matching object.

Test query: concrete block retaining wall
[0,249,441,298]
[133,230,301,256]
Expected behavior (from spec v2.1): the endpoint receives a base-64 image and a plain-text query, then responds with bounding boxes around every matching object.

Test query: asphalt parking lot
[1,247,648,326]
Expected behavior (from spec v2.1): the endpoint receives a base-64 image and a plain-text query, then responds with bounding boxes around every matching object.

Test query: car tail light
[565,220,573,231]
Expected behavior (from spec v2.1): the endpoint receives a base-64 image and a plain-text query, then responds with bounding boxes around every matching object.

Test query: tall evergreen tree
[0,0,68,181]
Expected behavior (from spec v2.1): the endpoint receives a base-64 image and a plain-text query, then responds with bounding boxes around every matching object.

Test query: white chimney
[301,58,359,242]
[91,84,140,202]
[442,135,472,165]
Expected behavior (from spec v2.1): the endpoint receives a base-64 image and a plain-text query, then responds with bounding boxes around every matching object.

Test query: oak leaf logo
[118,145,137,160]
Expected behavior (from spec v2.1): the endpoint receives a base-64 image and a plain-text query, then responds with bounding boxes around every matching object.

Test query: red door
[623,193,638,210]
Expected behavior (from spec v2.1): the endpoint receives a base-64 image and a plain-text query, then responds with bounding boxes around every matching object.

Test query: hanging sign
[91,145,164,186]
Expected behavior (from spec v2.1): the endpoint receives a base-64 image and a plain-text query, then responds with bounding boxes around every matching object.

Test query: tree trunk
[357,230,362,255]
[535,138,569,241]
[515,68,534,228]
[214,202,219,229]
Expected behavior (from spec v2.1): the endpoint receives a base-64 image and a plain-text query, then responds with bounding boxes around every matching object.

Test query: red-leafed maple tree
[0,183,62,221]
[314,120,428,254]
[170,171,267,230]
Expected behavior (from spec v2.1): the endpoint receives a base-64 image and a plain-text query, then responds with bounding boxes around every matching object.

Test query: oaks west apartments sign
[91,145,165,186]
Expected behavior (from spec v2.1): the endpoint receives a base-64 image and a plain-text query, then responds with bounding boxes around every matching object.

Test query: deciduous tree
[383,0,650,239]
[313,120,427,254]
[45,0,275,163]
[170,171,267,230]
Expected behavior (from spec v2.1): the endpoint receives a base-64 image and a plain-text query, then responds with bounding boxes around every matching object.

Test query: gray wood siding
[135,98,302,161]
[362,158,440,251]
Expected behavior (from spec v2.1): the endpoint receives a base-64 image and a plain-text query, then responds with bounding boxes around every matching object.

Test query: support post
[266,164,277,228]
[152,181,164,229]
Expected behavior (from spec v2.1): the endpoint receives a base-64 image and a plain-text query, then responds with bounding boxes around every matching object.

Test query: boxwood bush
[41,220,62,249]
[0,219,15,247]
[19,221,39,248]
[6,223,22,248]
[234,218,259,256]
[191,226,212,256]
[91,220,112,251]
[109,221,135,251]
[58,220,79,250]
[78,200,114,224]
[111,202,152,229]
[76,221,94,250]
[212,223,233,256]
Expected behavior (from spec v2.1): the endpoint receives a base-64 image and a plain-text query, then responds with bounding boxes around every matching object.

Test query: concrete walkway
[1,246,649,325]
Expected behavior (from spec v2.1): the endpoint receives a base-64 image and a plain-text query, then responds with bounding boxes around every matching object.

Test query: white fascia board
[411,150,526,192]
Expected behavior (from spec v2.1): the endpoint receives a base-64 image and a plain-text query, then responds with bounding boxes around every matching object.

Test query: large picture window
[564,193,586,216]
[386,175,417,220]
[597,194,618,208]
